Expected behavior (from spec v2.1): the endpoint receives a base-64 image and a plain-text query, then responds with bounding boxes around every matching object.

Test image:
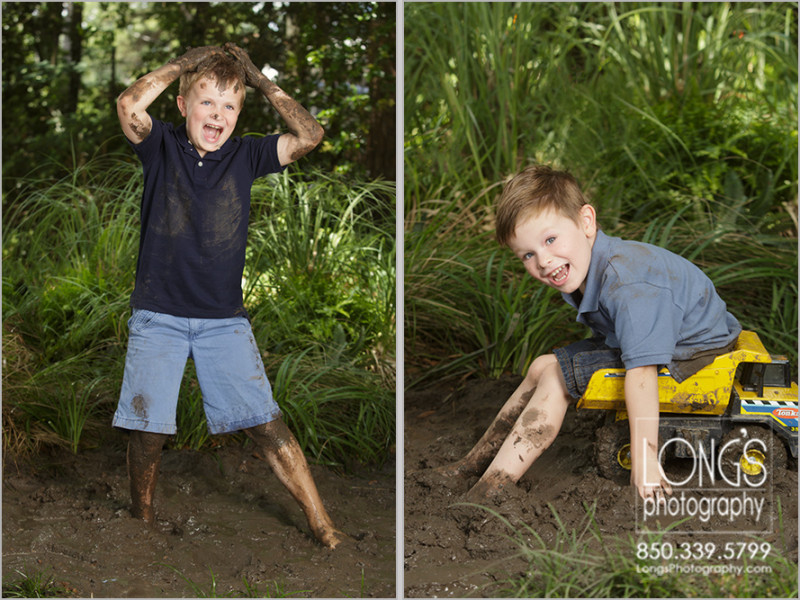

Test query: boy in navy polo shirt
[114,44,345,548]
[438,165,741,502]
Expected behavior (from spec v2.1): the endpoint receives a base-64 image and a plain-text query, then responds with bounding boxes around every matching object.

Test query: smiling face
[508,205,598,294]
[176,76,243,157]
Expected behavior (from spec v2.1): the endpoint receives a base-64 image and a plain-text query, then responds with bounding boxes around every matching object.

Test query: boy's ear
[176,95,188,118]
[579,204,597,237]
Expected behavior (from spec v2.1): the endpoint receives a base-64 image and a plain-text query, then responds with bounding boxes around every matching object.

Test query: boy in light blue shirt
[440,165,741,501]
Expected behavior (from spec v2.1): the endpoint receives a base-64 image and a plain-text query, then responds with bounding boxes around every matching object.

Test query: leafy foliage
[3,157,395,467]
[2,568,76,598]
[405,2,797,383]
[2,1,395,214]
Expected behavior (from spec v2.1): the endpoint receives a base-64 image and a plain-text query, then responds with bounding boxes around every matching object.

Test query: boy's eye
[545,236,556,245]
[522,252,534,261]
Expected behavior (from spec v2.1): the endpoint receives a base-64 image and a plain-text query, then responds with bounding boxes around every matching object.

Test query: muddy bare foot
[464,471,515,505]
[322,528,360,550]
[311,520,352,549]
[129,504,157,527]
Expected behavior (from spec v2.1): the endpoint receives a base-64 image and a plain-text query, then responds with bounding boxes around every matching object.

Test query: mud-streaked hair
[179,53,247,105]
[495,165,588,246]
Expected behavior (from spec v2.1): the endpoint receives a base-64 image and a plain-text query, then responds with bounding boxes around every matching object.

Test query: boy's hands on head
[170,45,226,73]
[224,42,267,88]
[222,41,323,166]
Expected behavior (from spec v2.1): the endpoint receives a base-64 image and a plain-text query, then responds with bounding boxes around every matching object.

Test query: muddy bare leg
[437,388,532,477]
[438,354,556,478]
[466,357,570,500]
[127,431,169,523]
[245,419,344,549]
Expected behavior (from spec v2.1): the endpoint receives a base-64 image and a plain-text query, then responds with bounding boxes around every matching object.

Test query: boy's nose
[537,253,552,269]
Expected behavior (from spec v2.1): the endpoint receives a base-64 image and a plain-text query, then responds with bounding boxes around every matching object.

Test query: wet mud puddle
[3,440,395,597]
[404,374,798,597]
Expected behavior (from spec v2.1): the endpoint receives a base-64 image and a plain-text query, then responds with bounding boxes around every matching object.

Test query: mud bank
[3,434,395,598]
[404,375,798,597]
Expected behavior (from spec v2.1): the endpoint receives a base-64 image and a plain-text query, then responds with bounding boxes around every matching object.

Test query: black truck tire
[718,424,787,483]
[595,419,632,481]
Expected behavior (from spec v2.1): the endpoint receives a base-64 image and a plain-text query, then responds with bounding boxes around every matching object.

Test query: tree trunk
[364,11,396,181]
[66,2,84,114]
[33,2,65,65]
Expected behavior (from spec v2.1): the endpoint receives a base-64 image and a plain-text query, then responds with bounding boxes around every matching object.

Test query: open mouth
[203,123,223,144]
[548,264,569,285]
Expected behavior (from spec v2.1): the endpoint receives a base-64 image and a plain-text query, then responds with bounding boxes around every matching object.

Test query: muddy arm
[224,42,324,166]
[116,46,224,144]
[624,365,672,500]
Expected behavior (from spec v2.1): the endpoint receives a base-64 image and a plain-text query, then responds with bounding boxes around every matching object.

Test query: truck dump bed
[576,331,772,415]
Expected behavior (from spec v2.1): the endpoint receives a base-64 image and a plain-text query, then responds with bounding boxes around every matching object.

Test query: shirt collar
[176,123,238,160]
[561,228,610,314]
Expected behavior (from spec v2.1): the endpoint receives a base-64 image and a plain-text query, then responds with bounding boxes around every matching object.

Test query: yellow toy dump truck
[577,331,798,480]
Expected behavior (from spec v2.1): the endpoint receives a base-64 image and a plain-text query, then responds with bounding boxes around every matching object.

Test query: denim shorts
[554,336,738,400]
[113,309,282,435]
[554,337,623,400]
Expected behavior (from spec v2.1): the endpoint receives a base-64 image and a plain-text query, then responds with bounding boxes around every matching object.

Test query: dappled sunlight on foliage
[3,158,395,467]
[405,2,797,384]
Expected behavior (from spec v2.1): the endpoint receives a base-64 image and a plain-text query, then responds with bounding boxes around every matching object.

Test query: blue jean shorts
[554,337,624,400]
[113,309,282,435]
[554,336,738,400]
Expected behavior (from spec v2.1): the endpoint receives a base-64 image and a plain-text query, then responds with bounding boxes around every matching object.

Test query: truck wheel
[595,420,632,481]
[718,425,787,483]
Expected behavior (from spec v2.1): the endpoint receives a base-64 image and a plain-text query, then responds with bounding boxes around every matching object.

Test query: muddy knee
[128,431,168,468]
[526,353,559,385]
[245,418,294,451]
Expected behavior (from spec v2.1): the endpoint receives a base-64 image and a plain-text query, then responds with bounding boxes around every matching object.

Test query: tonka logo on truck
[773,408,797,419]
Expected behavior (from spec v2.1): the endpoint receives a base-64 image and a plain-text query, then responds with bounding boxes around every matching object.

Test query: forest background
[405,1,797,384]
[2,1,396,468]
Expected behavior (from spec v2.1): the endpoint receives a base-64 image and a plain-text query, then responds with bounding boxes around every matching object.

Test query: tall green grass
[466,502,799,598]
[404,2,797,383]
[3,155,395,468]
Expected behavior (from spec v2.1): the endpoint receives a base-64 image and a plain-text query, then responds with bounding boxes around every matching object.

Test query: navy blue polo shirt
[562,230,741,369]
[128,118,284,318]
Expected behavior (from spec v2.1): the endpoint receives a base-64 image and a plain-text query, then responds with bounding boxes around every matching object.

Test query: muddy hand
[224,42,266,87]
[632,453,672,502]
[169,45,225,73]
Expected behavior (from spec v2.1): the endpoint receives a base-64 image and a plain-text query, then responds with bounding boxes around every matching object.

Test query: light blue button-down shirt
[562,230,741,370]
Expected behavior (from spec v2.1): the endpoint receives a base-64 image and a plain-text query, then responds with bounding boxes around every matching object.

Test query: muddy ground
[404,375,798,597]
[3,431,395,598]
